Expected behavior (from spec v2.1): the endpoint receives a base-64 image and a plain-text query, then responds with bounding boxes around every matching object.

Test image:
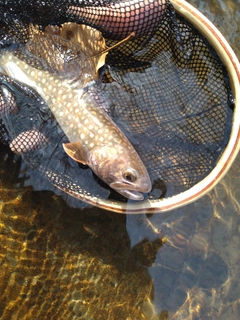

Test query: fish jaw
[115,189,144,201]
[109,181,150,201]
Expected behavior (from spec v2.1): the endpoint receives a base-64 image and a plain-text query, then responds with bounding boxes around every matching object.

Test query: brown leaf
[59,23,109,77]
[59,23,135,80]
[26,24,94,86]
[26,23,134,86]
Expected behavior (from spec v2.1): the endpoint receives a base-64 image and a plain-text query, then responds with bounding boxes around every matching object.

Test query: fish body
[0,50,151,200]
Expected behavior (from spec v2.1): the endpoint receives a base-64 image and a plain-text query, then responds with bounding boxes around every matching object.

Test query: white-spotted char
[0,51,151,200]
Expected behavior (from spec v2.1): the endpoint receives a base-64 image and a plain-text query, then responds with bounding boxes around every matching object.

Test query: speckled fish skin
[0,51,151,200]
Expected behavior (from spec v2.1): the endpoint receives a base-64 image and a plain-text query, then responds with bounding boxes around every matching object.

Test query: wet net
[0,0,234,210]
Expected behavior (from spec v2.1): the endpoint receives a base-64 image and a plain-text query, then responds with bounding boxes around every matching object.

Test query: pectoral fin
[62,142,88,164]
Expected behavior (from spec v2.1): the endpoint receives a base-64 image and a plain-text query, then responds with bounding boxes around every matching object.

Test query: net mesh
[0,0,234,206]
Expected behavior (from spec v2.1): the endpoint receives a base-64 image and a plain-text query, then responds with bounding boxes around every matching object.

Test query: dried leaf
[59,23,134,80]
[26,23,134,86]
[27,24,95,86]
[59,23,108,76]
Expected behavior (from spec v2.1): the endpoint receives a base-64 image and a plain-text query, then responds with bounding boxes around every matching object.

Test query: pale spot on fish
[84,119,89,125]
[75,108,79,113]
[62,94,67,100]
[98,129,103,134]
[59,111,64,117]
[90,133,94,138]
[89,143,94,148]
[52,97,56,103]
[68,115,72,120]
[80,133,85,139]
[115,137,122,144]
[89,125,93,130]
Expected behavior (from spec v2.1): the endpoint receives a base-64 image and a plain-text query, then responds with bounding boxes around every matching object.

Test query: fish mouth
[118,189,144,201]
[110,181,151,201]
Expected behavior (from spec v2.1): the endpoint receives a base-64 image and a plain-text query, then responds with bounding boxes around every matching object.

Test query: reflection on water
[0,0,239,319]
[127,157,240,319]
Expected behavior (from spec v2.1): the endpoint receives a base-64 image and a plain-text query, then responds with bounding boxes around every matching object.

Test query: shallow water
[0,0,240,319]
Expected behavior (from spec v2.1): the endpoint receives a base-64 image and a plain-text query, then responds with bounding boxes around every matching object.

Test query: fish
[0,49,151,200]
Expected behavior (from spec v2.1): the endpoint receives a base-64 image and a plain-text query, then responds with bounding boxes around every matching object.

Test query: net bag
[0,0,239,213]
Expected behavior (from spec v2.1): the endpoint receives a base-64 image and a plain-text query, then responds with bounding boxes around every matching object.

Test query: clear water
[0,0,239,319]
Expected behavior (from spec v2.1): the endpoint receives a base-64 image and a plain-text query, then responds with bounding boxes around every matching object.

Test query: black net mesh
[0,0,234,206]
[0,0,167,40]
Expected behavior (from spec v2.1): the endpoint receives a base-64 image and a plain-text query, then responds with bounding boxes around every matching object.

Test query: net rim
[62,0,240,213]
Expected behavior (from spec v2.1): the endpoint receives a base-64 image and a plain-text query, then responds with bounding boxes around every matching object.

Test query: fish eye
[123,169,138,182]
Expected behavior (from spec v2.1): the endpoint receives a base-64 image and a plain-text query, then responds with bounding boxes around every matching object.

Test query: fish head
[89,144,151,201]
